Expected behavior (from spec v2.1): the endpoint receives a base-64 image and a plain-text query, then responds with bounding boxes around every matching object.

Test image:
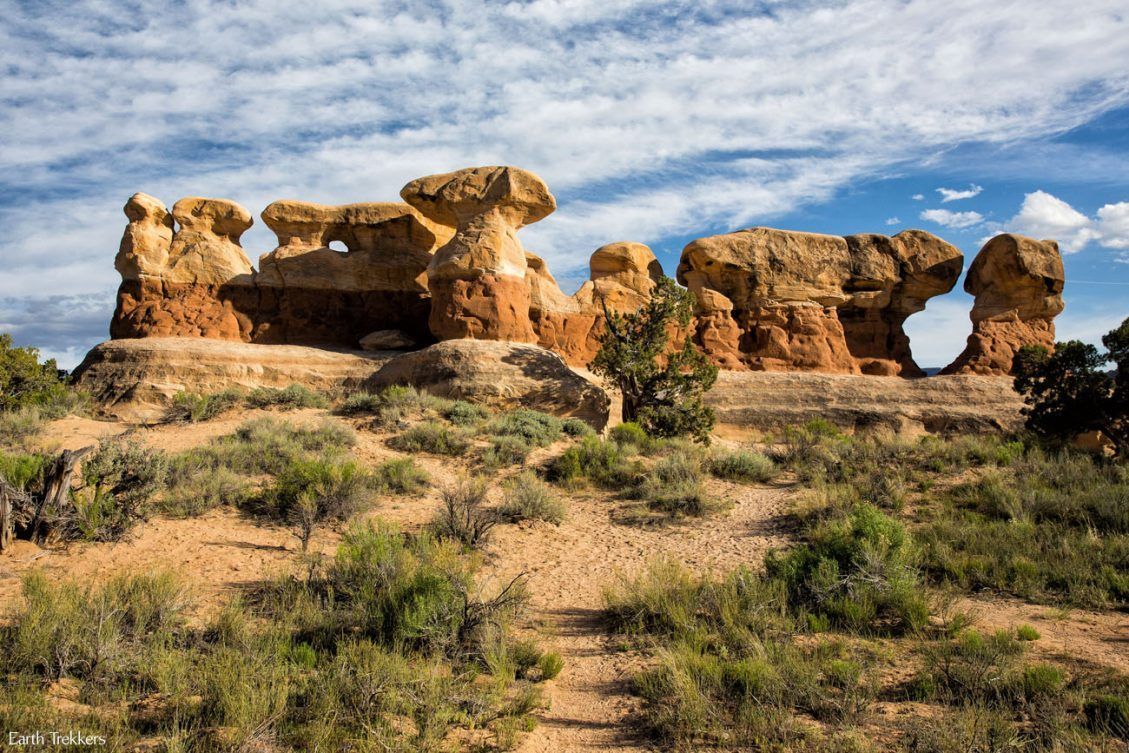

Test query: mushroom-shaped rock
[115,193,173,281]
[401,166,556,342]
[942,234,1065,376]
[574,241,663,313]
[678,228,853,308]
[165,197,254,285]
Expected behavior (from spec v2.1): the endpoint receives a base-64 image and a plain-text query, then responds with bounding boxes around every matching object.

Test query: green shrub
[916,629,1025,705]
[610,421,658,453]
[591,278,718,442]
[487,409,564,446]
[0,523,541,751]
[444,400,489,426]
[538,652,564,680]
[918,451,1129,608]
[2,571,186,681]
[547,435,638,488]
[372,457,428,494]
[389,421,470,456]
[245,384,328,410]
[0,334,72,414]
[164,388,242,422]
[561,418,594,437]
[0,407,47,450]
[161,460,251,517]
[0,450,49,490]
[499,471,565,524]
[707,448,776,483]
[1085,694,1129,739]
[185,418,355,476]
[765,503,928,635]
[482,435,530,468]
[605,559,877,748]
[338,391,384,415]
[432,476,497,548]
[258,457,370,550]
[73,439,168,541]
[340,385,432,427]
[1016,624,1040,641]
[631,449,717,517]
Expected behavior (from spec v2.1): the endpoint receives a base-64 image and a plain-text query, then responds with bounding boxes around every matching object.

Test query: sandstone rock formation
[942,234,1065,376]
[113,196,257,341]
[101,168,1064,383]
[401,166,555,343]
[705,370,1025,435]
[839,230,965,376]
[73,338,397,422]
[530,241,664,365]
[368,340,611,428]
[254,200,447,345]
[677,227,962,375]
[111,195,450,348]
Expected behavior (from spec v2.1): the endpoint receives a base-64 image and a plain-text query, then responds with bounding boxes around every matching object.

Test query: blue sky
[1,0,1128,369]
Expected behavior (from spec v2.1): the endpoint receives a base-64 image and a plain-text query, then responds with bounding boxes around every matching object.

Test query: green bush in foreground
[245,384,329,410]
[499,471,565,525]
[390,421,471,456]
[0,521,549,751]
[707,448,777,483]
[487,408,564,446]
[766,503,928,635]
[372,456,429,494]
[165,388,243,422]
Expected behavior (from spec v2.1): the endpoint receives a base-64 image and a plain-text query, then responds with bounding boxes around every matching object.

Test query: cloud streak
[920,208,985,229]
[936,184,983,202]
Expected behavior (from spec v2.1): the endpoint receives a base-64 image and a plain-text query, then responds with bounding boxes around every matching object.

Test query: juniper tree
[592,277,718,442]
[1013,316,1128,453]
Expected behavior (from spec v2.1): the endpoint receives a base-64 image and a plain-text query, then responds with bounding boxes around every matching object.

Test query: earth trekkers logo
[7,730,107,747]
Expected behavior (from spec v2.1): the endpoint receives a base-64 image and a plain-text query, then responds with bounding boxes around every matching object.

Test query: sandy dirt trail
[494,479,794,753]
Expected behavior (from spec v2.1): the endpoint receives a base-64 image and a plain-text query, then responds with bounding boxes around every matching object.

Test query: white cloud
[1007,190,1099,251]
[1096,202,1129,249]
[1003,191,1129,253]
[1,0,1129,357]
[911,194,925,201]
[936,184,983,202]
[885,216,900,225]
[920,208,985,229]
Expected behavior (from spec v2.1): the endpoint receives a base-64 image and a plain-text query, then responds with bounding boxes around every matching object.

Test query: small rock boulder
[367,339,610,429]
[359,329,417,351]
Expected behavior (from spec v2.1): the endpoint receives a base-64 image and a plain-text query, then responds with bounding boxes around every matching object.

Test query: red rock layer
[735,305,859,373]
[428,275,537,343]
[112,280,254,341]
[942,318,1055,376]
[112,281,435,349]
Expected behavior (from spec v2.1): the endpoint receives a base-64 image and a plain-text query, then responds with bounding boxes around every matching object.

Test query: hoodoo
[942,234,1065,376]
